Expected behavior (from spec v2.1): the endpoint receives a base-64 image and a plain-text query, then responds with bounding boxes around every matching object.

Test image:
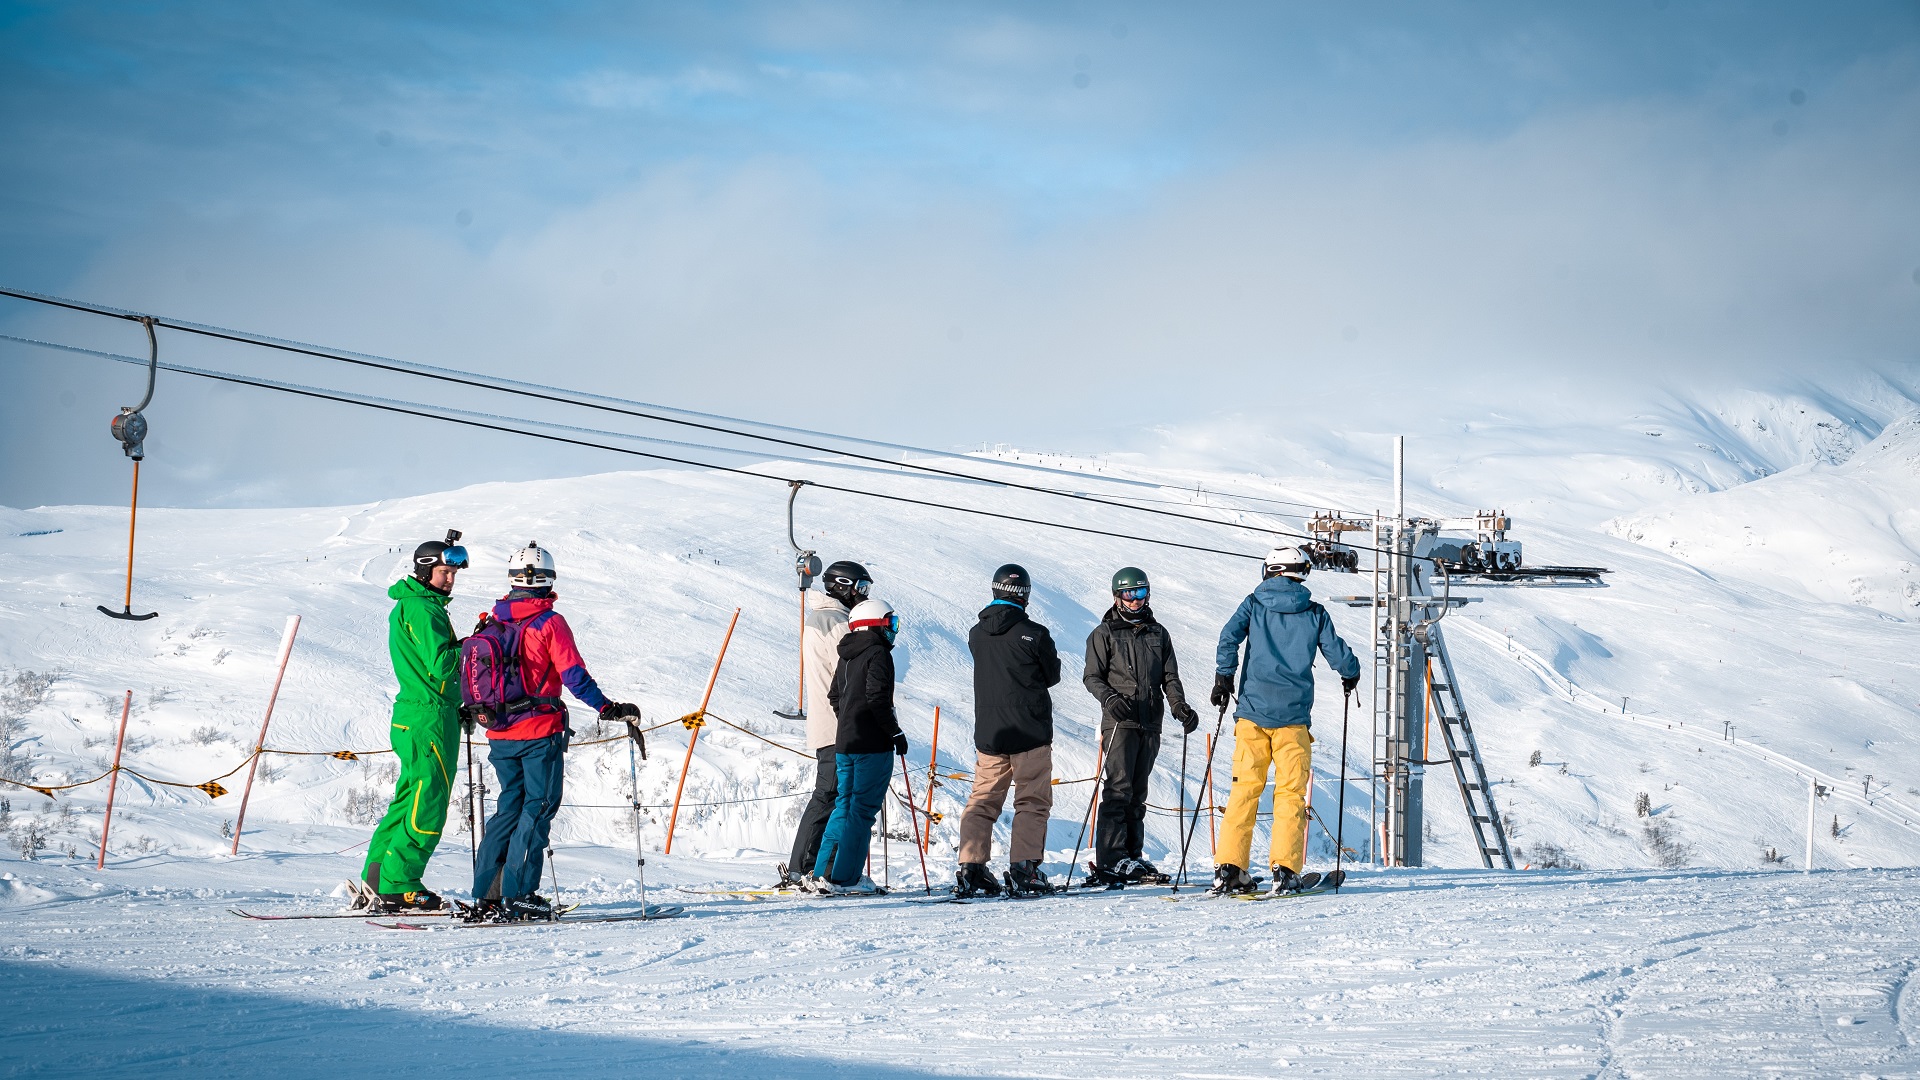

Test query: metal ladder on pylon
[1424,624,1514,869]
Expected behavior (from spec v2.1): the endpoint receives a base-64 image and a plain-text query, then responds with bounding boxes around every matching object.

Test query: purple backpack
[459,615,562,731]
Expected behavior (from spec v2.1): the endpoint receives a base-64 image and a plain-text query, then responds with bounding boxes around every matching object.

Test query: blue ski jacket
[1214,577,1360,729]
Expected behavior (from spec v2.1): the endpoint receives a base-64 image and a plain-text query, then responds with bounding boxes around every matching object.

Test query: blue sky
[2,2,1917,507]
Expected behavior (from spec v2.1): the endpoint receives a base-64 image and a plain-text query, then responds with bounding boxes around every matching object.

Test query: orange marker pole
[231,616,302,855]
[663,607,742,855]
[922,706,941,852]
[96,691,132,869]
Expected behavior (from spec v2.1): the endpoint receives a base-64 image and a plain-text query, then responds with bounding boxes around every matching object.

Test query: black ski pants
[1093,723,1160,869]
[787,748,838,874]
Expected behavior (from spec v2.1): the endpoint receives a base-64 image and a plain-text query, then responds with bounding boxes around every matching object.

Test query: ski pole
[1335,688,1352,892]
[882,793,890,890]
[899,755,931,894]
[1177,704,1230,881]
[626,719,651,916]
[1064,722,1121,890]
[465,720,479,876]
[1173,725,1191,891]
[547,844,560,919]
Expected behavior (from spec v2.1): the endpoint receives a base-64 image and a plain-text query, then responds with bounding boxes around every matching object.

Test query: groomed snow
[3,852,1918,1077]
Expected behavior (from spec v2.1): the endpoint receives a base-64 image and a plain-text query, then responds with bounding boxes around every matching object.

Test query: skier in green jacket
[356,531,469,912]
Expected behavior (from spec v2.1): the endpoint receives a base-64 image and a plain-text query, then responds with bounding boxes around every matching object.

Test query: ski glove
[1210,673,1234,709]
[1341,674,1361,696]
[1101,696,1134,726]
[457,704,477,735]
[893,732,910,757]
[1172,700,1200,733]
[600,701,642,722]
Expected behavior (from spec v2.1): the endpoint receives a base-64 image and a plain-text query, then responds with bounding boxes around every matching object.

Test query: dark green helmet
[1111,566,1149,598]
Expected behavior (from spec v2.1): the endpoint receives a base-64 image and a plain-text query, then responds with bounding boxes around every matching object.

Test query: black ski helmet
[1111,566,1149,597]
[411,530,469,584]
[991,563,1031,604]
[822,560,872,608]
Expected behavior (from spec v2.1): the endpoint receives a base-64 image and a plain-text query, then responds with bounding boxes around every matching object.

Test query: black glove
[1210,673,1234,710]
[600,701,642,722]
[1101,696,1133,726]
[1341,674,1361,696]
[893,732,909,757]
[457,704,476,735]
[1172,700,1199,733]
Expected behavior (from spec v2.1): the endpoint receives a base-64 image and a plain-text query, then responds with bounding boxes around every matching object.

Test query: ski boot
[376,888,445,913]
[1267,866,1305,897]
[463,897,505,923]
[954,862,1002,899]
[797,874,835,896]
[1003,860,1056,897]
[827,876,885,896]
[1081,863,1129,889]
[503,893,555,921]
[1116,857,1171,886]
[774,862,808,890]
[1208,863,1259,896]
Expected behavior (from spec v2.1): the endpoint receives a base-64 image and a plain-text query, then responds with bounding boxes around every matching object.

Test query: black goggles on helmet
[829,573,872,597]
[1115,586,1149,601]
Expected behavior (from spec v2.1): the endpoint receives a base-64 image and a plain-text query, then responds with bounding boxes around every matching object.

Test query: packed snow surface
[4,853,1919,1077]
[4,382,1920,1075]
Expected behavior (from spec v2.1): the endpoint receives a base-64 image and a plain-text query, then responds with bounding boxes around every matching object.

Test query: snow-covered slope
[3,421,1917,882]
[8,393,1920,1077]
[1607,412,1920,616]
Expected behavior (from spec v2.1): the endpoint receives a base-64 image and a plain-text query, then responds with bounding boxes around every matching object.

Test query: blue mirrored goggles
[418,545,469,570]
[884,613,900,636]
[1115,586,1149,601]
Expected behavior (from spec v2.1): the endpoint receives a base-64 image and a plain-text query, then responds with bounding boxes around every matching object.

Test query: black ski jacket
[1082,604,1191,733]
[828,628,902,755]
[968,601,1062,755]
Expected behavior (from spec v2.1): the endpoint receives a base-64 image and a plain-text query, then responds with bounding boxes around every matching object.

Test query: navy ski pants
[473,732,566,900]
[811,751,893,886]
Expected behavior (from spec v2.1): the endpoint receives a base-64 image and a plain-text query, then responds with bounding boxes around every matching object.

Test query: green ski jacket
[388,576,459,708]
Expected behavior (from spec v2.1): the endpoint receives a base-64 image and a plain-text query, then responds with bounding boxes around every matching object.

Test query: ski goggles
[851,612,900,636]
[829,573,872,598]
[1115,586,1149,601]
[417,545,469,570]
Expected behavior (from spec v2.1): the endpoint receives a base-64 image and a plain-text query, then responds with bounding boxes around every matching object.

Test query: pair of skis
[369,903,685,930]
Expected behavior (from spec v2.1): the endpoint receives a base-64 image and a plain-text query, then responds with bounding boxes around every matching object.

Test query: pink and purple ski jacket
[486,592,607,741]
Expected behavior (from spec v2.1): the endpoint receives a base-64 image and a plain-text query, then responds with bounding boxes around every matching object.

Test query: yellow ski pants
[1217,720,1312,875]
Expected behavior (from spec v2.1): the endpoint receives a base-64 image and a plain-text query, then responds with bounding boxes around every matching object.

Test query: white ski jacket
[803,590,852,751]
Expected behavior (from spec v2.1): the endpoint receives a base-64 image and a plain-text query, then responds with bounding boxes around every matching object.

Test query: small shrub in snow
[1527,842,1584,869]
[1760,845,1787,865]
[344,786,388,825]
[1642,819,1693,868]
[1634,792,1651,818]
[10,817,48,859]
[189,726,226,746]
[1528,750,1542,768]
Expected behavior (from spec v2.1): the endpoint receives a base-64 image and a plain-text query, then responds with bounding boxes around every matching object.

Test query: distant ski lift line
[0,286,1367,523]
[2,336,1001,484]
[8,332,1287,561]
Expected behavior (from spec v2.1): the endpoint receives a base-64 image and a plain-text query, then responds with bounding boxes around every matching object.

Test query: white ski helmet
[507,541,556,588]
[848,598,899,640]
[1263,545,1311,581]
